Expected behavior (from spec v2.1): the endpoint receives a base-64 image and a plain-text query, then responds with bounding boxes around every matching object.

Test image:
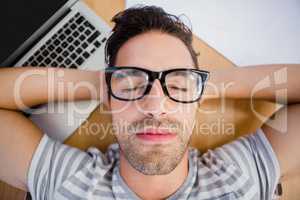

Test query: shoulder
[189,147,252,199]
[54,143,120,199]
[27,134,119,199]
[189,128,280,199]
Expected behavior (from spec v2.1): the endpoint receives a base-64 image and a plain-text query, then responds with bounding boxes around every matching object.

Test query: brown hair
[104,5,199,68]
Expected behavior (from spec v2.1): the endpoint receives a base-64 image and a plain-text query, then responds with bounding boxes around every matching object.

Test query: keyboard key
[39,63,46,67]
[57,56,64,63]
[82,51,90,59]
[70,24,77,30]
[49,45,55,51]
[76,57,84,65]
[81,42,88,49]
[76,16,84,24]
[91,48,96,53]
[53,34,58,39]
[87,31,100,43]
[63,23,68,29]
[69,64,77,69]
[84,29,92,36]
[74,40,80,46]
[40,45,46,51]
[84,21,95,30]
[78,26,85,32]
[62,41,68,48]
[42,50,49,57]
[60,64,66,68]
[79,35,86,41]
[75,13,80,18]
[46,39,51,45]
[62,50,70,57]
[28,56,34,62]
[37,55,43,62]
[94,41,101,48]
[73,31,79,38]
[70,53,77,60]
[83,21,89,26]
[59,34,66,40]
[45,58,51,65]
[34,51,40,56]
[54,39,60,46]
[56,47,63,54]
[50,52,58,59]
[67,37,74,43]
[65,58,71,65]
[65,29,71,35]
[76,48,83,54]
[51,61,58,67]
[32,61,38,66]
[101,37,107,43]
[68,45,75,51]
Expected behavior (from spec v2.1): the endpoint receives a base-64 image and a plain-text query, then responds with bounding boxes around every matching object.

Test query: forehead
[115,31,195,71]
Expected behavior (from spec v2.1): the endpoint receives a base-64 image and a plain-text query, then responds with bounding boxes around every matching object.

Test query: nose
[148,79,165,97]
[139,79,167,118]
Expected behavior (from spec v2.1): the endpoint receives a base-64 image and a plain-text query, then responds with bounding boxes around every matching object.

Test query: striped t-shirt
[27,128,280,200]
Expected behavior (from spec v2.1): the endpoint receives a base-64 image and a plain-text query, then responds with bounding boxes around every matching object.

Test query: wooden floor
[0,183,26,200]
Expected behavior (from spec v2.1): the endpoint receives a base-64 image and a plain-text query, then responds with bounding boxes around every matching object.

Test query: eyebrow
[114,69,145,79]
[169,70,193,77]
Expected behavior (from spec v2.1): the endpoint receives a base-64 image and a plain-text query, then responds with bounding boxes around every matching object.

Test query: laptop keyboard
[22,12,107,69]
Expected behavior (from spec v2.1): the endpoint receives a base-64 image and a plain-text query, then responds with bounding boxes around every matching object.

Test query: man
[0,5,299,200]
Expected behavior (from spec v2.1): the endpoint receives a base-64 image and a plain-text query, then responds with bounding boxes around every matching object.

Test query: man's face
[109,31,198,175]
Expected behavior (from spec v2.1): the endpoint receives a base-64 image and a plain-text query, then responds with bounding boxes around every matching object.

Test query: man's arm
[204,64,300,177]
[0,109,43,190]
[204,64,300,104]
[0,67,105,110]
[262,104,300,177]
[0,67,105,190]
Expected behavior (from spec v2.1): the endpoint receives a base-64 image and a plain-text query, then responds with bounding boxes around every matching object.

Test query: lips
[135,129,177,142]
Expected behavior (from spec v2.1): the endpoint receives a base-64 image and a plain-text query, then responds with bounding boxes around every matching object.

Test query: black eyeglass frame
[105,66,210,103]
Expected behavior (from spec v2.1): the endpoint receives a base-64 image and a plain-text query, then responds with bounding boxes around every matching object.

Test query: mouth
[135,129,177,143]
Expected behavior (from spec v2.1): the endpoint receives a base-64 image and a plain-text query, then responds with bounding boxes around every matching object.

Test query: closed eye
[122,85,147,92]
[168,85,188,92]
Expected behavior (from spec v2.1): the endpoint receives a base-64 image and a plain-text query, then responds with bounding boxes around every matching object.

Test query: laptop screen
[0,0,69,66]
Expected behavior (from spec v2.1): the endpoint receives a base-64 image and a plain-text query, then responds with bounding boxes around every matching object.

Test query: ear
[99,70,109,108]
[102,95,111,112]
[101,87,109,109]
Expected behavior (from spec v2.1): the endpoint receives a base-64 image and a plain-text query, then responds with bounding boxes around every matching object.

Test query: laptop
[0,0,111,141]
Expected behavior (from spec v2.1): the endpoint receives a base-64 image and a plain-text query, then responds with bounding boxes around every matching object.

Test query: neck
[119,150,189,200]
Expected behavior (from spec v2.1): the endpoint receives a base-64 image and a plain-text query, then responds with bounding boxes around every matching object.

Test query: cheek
[110,100,137,119]
[175,104,197,131]
[110,100,141,132]
[171,102,197,117]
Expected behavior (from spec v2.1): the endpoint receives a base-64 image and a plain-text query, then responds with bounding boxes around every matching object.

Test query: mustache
[126,117,184,135]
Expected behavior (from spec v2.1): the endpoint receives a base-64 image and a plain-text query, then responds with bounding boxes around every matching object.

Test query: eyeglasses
[105,66,210,103]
